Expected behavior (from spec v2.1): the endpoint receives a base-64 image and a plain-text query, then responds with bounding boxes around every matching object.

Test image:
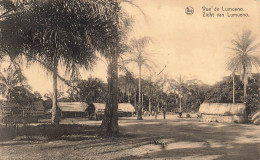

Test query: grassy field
[0,114,259,160]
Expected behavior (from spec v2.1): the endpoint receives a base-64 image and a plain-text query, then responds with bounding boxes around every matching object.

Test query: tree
[169,75,201,112]
[68,78,107,103]
[123,37,154,120]
[0,63,29,102]
[227,30,260,97]
[118,70,136,104]
[0,0,121,126]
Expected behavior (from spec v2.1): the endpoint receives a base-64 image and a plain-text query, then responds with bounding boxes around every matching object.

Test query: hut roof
[118,103,135,112]
[0,101,45,115]
[92,103,106,111]
[91,103,135,113]
[57,102,88,112]
[199,102,246,115]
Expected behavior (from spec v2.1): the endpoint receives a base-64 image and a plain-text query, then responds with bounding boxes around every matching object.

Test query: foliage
[0,64,34,104]
[206,74,260,113]
[67,78,107,103]
[0,124,99,141]
[227,30,260,96]
[122,37,155,119]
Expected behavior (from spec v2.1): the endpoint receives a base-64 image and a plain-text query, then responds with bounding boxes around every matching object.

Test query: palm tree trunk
[149,97,151,116]
[134,90,137,111]
[137,64,143,120]
[100,49,119,133]
[243,77,247,97]
[127,90,130,103]
[179,97,182,112]
[142,93,144,112]
[52,56,59,125]
[243,66,247,97]
[232,73,235,104]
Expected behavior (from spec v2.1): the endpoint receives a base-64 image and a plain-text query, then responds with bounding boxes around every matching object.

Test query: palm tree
[0,64,28,102]
[123,37,154,120]
[0,0,122,126]
[227,30,260,97]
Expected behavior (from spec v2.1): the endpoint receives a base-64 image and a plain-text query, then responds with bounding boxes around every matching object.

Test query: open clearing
[0,114,260,160]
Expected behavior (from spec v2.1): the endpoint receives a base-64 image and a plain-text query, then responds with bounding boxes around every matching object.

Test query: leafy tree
[0,64,29,102]
[205,74,260,113]
[169,75,203,112]
[68,78,107,103]
[33,91,42,100]
[227,30,260,97]
[118,71,136,104]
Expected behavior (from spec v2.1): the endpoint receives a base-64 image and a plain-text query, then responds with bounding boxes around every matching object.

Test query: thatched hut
[0,100,45,123]
[252,111,260,125]
[89,103,135,120]
[118,103,135,117]
[198,103,247,123]
[57,102,88,118]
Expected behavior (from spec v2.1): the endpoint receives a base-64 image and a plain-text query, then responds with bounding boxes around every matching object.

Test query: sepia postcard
[0,0,260,159]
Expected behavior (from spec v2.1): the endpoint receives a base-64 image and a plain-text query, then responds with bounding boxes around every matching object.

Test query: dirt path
[1,115,260,160]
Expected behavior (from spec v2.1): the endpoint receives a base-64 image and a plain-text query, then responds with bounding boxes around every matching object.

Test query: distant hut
[199,102,247,123]
[0,100,45,123]
[91,103,106,120]
[89,103,135,120]
[57,102,88,118]
[252,111,260,125]
[118,103,135,117]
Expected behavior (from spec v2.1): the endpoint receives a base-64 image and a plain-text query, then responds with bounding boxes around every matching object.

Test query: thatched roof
[91,103,135,113]
[0,101,45,115]
[57,102,88,112]
[92,103,106,111]
[118,103,135,112]
[199,103,246,115]
[252,111,260,121]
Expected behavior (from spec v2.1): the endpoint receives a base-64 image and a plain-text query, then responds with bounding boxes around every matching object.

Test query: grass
[0,124,100,141]
[0,115,260,160]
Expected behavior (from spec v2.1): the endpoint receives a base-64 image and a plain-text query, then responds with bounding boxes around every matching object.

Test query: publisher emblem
[185,6,194,15]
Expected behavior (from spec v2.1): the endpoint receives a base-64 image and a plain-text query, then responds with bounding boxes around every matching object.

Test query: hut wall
[200,114,246,123]
[199,103,247,123]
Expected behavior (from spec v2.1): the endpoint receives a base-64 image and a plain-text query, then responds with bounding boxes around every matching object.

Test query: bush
[0,126,17,141]
[42,125,64,140]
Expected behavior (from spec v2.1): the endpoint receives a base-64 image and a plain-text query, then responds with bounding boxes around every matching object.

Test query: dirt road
[1,114,259,160]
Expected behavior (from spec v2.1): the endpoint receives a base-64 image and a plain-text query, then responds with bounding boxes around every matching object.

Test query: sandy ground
[0,114,260,160]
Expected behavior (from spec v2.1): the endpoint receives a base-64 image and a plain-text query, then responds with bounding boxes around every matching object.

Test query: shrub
[0,127,17,141]
[42,125,64,140]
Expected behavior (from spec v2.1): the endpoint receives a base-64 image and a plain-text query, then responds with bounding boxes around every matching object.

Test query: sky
[20,0,260,95]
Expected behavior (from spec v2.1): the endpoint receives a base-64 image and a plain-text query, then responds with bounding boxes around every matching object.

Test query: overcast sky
[23,0,260,95]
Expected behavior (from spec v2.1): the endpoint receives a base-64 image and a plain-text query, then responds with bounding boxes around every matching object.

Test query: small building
[88,103,135,120]
[252,111,260,125]
[118,103,135,117]
[198,102,247,123]
[0,100,45,123]
[57,102,88,118]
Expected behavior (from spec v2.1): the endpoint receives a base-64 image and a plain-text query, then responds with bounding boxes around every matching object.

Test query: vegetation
[227,30,260,97]
[205,74,260,114]
[67,78,107,103]
[123,37,154,120]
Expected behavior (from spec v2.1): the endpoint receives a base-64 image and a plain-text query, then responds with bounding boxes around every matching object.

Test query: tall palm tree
[0,0,121,125]
[123,37,154,120]
[227,30,260,97]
